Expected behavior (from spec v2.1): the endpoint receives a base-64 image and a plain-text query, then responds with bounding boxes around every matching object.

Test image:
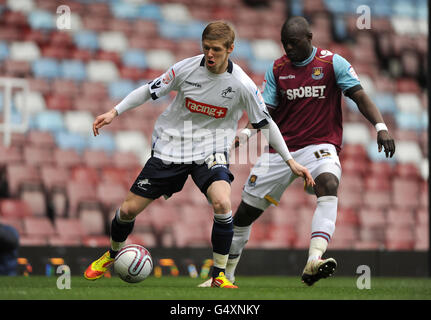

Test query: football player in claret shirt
[84,21,315,288]
[199,16,395,287]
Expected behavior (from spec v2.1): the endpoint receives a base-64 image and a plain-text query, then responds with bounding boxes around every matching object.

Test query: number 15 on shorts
[314,149,332,159]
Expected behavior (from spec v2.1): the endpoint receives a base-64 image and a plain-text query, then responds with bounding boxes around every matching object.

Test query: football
[114,244,153,283]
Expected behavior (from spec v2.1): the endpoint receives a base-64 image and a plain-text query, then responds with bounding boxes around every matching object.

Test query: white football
[114,244,153,283]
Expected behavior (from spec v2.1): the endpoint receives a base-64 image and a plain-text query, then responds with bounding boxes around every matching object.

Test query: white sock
[213,252,229,270]
[225,225,251,281]
[307,237,328,263]
[308,196,337,262]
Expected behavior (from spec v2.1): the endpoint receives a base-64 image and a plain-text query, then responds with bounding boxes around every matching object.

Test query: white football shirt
[148,54,270,163]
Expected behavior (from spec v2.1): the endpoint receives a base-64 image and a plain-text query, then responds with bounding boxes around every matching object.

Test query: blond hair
[202,21,235,49]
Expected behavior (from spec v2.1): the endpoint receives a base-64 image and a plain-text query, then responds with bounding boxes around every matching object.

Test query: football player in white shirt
[84,21,315,288]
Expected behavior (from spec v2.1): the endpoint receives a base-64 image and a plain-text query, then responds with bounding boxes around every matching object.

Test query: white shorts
[242,144,342,210]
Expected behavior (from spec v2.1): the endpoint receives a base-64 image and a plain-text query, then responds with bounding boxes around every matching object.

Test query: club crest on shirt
[248,175,258,187]
[221,86,236,99]
[311,67,324,80]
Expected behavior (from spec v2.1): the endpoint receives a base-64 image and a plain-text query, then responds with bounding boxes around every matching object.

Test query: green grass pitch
[1,275,430,300]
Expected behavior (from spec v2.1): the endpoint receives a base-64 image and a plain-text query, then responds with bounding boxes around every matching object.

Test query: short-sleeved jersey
[149,54,270,163]
[262,47,362,154]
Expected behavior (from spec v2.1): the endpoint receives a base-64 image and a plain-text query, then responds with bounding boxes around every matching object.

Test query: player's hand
[377,130,395,158]
[286,159,315,187]
[93,108,118,136]
[233,130,250,148]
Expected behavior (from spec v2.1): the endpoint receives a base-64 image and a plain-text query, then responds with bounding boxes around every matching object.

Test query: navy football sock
[109,209,135,258]
[211,212,234,278]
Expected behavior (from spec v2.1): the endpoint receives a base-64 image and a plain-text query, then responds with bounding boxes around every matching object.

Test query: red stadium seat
[340,157,368,176]
[27,77,52,95]
[95,50,121,65]
[52,79,80,97]
[392,178,420,210]
[386,208,415,227]
[368,161,394,179]
[269,205,299,226]
[0,145,23,166]
[96,183,128,211]
[50,31,74,47]
[364,176,391,191]
[385,226,415,250]
[71,166,100,186]
[338,188,363,209]
[358,208,386,228]
[54,218,87,238]
[0,199,32,218]
[337,207,359,226]
[334,225,358,243]
[20,184,47,217]
[100,167,130,188]
[26,131,56,149]
[74,95,104,115]
[41,45,71,59]
[66,181,99,218]
[23,29,49,46]
[54,149,83,168]
[112,151,141,170]
[393,163,421,179]
[46,94,74,111]
[265,223,297,247]
[6,164,41,197]
[49,187,68,218]
[71,48,94,62]
[3,11,29,28]
[40,166,70,192]
[81,81,108,99]
[83,150,113,169]
[363,190,392,209]
[23,146,55,167]
[4,60,31,77]
[22,216,56,238]
[79,205,106,235]
[119,66,146,82]
[339,173,364,191]
[414,225,428,250]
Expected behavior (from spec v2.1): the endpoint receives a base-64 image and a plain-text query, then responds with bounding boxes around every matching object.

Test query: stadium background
[0,0,428,277]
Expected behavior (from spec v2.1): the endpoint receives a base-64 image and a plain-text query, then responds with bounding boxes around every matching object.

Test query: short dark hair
[281,16,311,47]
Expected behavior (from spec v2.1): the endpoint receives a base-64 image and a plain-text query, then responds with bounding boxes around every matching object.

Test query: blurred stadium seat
[0,0,426,251]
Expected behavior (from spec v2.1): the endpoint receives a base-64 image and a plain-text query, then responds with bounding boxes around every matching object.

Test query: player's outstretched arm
[93,83,152,137]
[260,119,315,187]
[93,108,117,136]
[350,89,396,158]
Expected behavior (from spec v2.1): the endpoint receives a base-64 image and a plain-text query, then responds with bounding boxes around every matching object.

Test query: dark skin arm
[350,89,396,158]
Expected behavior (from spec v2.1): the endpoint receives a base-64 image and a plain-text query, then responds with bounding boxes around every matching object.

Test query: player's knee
[233,201,263,227]
[211,196,231,214]
[315,173,339,196]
